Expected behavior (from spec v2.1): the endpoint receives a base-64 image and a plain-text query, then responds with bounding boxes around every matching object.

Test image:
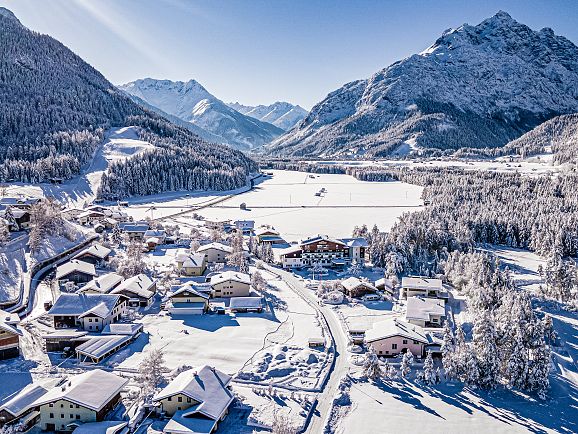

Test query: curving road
[264,265,350,433]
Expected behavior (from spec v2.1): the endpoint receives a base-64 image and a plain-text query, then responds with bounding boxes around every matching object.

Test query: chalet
[0,197,40,210]
[365,318,428,357]
[233,220,254,234]
[175,251,207,276]
[210,271,251,298]
[279,245,303,269]
[48,293,127,332]
[77,210,105,226]
[144,229,167,244]
[119,222,149,241]
[108,211,131,223]
[0,309,21,360]
[73,244,112,265]
[110,274,156,307]
[166,284,210,315]
[340,237,369,262]
[401,277,443,299]
[75,323,143,364]
[76,273,124,295]
[153,366,234,434]
[145,237,161,251]
[61,208,86,221]
[32,369,128,432]
[1,207,31,231]
[405,297,446,328]
[340,277,378,298]
[229,297,263,313]
[255,227,285,245]
[375,278,395,297]
[0,378,62,427]
[196,243,233,264]
[300,235,348,267]
[55,260,97,284]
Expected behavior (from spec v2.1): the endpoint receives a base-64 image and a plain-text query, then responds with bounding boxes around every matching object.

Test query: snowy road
[264,265,350,433]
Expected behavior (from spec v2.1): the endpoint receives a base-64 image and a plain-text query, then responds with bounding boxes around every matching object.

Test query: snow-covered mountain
[0,7,255,184]
[228,101,308,131]
[268,11,578,157]
[119,79,283,150]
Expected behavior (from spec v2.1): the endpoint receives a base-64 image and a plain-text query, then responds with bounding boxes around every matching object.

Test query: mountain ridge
[228,101,308,131]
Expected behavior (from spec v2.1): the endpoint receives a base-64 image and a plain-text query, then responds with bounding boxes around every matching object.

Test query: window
[61,414,64,419]
[70,404,73,408]
[187,398,191,403]
[392,343,398,350]
[76,405,79,408]
[178,396,182,402]
[49,413,54,419]
[167,397,172,401]
[76,415,80,420]
[49,403,54,408]
[61,404,64,408]
[402,339,408,344]
[70,414,73,418]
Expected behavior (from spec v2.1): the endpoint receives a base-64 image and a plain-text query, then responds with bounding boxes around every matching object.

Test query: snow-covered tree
[423,351,435,385]
[137,349,166,399]
[472,311,500,389]
[441,322,457,380]
[114,241,148,278]
[363,347,383,381]
[401,352,414,378]
[271,412,298,434]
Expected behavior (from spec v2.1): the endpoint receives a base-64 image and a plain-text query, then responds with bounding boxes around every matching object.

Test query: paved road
[265,266,350,433]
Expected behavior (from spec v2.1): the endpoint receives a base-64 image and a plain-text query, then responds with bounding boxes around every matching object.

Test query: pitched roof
[0,308,20,325]
[401,276,443,291]
[110,274,155,299]
[405,297,446,322]
[72,421,127,434]
[196,242,233,254]
[279,245,302,256]
[210,271,250,286]
[164,409,218,434]
[76,335,133,359]
[255,227,279,237]
[365,318,429,344]
[169,284,210,300]
[74,244,112,261]
[341,277,377,292]
[0,378,62,418]
[48,293,123,318]
[32,370,128,411]
[77,273,124,294]
[101,323,143,336]
[301,234,346,247]
[339,237,369,248]
[55,260,97,280]
[176,251,206,268]
[153,366,233,420]
[229,297,262,309]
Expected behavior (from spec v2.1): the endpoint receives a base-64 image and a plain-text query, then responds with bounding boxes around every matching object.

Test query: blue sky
[1,0,577,109]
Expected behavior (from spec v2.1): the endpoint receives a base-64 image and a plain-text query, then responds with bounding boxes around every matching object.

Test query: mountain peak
[0,7,21,25]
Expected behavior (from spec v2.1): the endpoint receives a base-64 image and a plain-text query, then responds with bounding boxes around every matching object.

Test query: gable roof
[341,277,377,292]
[72,421,127,434]
[32,370,128,411]
[101,323,143,336]
[229,297,262,309]
[406,297,446,321]
[255,227,279,237]
[77,273,124,294]
[0,378,62,418]
[110,274,154,299]
[339,237,369,248]
[48,293,123,318]
[0,308,20,325]
[55,260,97,280]
[365,318,429,344]
[279,245,302,257]
[169,284,210,300]
[196,242,233,254]
[401,276,443,291]
[210,271,250,286]
[74,244,112,261]
[301,234,346,247]
[153,366,233,420]
[176,251,206,268]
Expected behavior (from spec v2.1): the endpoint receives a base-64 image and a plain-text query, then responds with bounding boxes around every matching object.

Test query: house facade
[73,244,112,265]
[365,318,428,357]
[300,235,348,267]
[210,271,251,298]
[55,260,97,285]
[405,297,446,328]
[167,284,209,315]
[48,294,127,332]
[175,251,207,276]
[401,277,443,299]
[0,310,21,360]
[110,274,156,307]
[340,277,377,298]
[196,243,233,264]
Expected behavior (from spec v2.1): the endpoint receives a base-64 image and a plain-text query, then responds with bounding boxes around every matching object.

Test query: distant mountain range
[0,7,255,187]
[228,101,308,131]
[119,79,285,151]
[267,11,578,158]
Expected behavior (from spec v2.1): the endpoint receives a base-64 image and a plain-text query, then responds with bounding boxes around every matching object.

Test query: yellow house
[153,366,233,434]
[167,284,210,315]
[32,369,128,432]
[175,251,207,276]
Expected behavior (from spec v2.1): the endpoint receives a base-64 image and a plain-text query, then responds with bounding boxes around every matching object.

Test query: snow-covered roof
[76,335,132,359]
[164,409,218,434]
[0,308,20,325]
[255,227,279,237]
[279,245,302,256]
[77,273,124,294]
[341,277,377,292]
[120,223,149,233]
[48,293,123,318]
[144,229,166,238]
[32,370,128,411]
[153,366,233,421]
[339,237,369,248]
[0,321,22,336]
[110,274,155,299]
[0,378,62,418]
[169,284,210,300]
[229,297,262,309]
[55,260,97,280]
[401,276,442,291]
[101,323,143,336]
[210,271,250,286]
[176,252,206,268]
[72,421,127,434]
[74,244,112,260]
[41,329,89,339]
[0,197,40,207]
[196,242,233,254]
[300,234,346,247]
[365,318,429,344]
[405,297,446,321]
[375,278,394,293]
[78,210,105,219]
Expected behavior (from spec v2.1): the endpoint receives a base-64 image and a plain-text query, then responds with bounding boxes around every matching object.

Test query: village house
[118,222,149,241]
[110,274,156,307]
[0,197,40,210]
[0,378,62,427]
[48,293,127,332]
[340,237,369,263]
[55,260,97,285]
[233,219,254,234]
[300,235,349,267]
[279,245,303,269]
[196,243,233,264]
[77,210,105,226]
[144,229,167,244]
[1,207,31,231]
[61,208,85,221]
[153,366,234,434]
[166,283,210,315]
[32,369,128,432]
[255,226,286,245]
[375,277,395,298]
[73,244,112,265]
[405,297,446,328]
[340,277,378,298]
[210,271,251,298]
[0,309,21,360]
[76,273,124,295]
[229,297,263,313]
[365,317,429,357]
[401,276,443,299]
[175,251,207,276]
